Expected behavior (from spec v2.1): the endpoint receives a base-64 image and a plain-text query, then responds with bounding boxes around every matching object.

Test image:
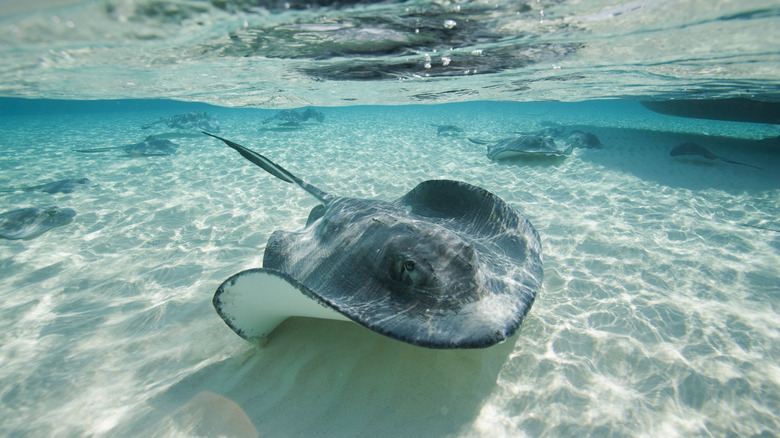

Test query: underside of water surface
[1,0,779,107]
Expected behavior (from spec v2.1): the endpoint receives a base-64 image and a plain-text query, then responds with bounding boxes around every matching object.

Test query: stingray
[203,132,543,349]
[76,135,179,156]
[263,108,325,125]
[566,130,602,148]
[0,178,93,194]
[143,111,220,132]
[471,135,572,160]
[260,121,306,132]
[670,142,763,170]
[0,207,76,240]
[430,124,464,137]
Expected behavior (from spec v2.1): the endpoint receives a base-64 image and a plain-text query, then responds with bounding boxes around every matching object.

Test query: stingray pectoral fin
[213,268,350,344]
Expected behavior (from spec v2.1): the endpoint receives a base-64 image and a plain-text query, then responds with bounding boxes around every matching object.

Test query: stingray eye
[399,258,417,285]
[389,256,419,286]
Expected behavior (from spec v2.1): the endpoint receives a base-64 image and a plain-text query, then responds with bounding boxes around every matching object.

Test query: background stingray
[430,124,464,137]
[77,136,179,156]
[204,132,543,349]
[670,142,763,170]
[471,135,572,160]
[0,207,76,240]
[262,108,325,125]
[566,130,602,148]
[142,111,220,132]
[0,178,93,194]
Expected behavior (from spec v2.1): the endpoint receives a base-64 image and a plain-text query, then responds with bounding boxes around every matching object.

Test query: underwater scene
[1,1,779,437]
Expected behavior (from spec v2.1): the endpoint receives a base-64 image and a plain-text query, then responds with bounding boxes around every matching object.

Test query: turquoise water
[2,0,780,436]
[0,99,778,436]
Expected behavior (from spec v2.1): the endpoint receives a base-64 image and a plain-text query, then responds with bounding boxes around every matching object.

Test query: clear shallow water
[0,99,778,436]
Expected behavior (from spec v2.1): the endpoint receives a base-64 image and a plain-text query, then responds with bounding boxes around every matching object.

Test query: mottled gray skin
[486,134,572,160]
[205,132,544,349]
[0,207,76,240]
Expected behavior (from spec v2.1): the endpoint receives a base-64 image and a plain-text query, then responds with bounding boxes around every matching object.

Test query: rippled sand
[0,101,778,437]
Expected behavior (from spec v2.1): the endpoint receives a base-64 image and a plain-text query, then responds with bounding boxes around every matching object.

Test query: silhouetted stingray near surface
[0,178,93,194]
[143,111,220,132]
[76,136,179,156]
[0,207,76,240]
[203,132,543,349]
[670,142,763,170]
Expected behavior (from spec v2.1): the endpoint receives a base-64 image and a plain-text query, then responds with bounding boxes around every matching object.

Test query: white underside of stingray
[214,269,349,344]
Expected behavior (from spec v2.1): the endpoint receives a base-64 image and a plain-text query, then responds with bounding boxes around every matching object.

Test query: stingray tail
[202,132,330,204]
[739,222,780,233]
[75,145,128,153]
[718,157,764,170]
[468,138,490,145]
[141,119,163,130]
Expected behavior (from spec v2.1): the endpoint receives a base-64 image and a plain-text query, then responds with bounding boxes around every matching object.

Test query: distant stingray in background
[76,135,179,156]
[430,124,464,137]
[0,207,76,240]
[260,121,306,132]
[521,126,602,149]
[143,111,220,133]
[470,135,572,160]
[566,130,602,148]
[263,108,325,125]
[670,142,763,170]
[0,178,94,195]
[202,132,543,349]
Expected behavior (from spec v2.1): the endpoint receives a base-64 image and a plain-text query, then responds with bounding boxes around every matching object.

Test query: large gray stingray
[0,207,76,240]
[670,142,763,170]
[203,132,543,349]
[0,178,93,194]
[76,136,179,156]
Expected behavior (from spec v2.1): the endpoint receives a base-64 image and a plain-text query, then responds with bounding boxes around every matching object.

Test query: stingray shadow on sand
[116,317,518,437]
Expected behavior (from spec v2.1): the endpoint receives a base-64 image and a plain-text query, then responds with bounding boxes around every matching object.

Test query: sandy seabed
[0,101,778,437]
